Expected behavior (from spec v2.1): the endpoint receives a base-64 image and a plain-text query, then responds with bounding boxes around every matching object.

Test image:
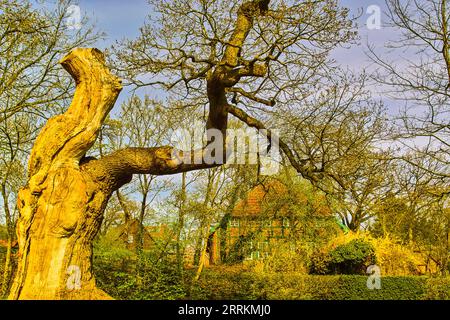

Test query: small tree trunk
[8,48,122,300]
[135,184,148,288]
[116,190,131,225]
[193,236,209,282]
[176,172,187,276]
[1,183,14,297]
[1,239,13,298]
[218,183,242,263]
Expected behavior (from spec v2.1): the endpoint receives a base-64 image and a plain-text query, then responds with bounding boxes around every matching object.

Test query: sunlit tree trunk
[193,238,209,282]
[8,48,123,300]
[176,172,187,276]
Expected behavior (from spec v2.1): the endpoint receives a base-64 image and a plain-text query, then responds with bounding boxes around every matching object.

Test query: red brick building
[208,180,324,264]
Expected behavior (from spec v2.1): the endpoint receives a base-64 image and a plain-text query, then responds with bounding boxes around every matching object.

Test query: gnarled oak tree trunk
[8,48,123,300]
[9,0,274,300]
[7,45,230,299]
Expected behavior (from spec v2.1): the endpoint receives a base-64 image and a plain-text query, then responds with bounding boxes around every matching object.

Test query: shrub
[327,239,376,275]
[328,275,426,300]
[188,266,258,300]
[309,233,422,276]
[370,236,422,276]
[308,250,331,275]
[261,242,309,273]
[309,239,376,275]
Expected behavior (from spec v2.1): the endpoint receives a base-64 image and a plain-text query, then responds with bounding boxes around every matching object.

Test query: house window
[282,218,290,227]
[127,234,134,244]
[230,218,239,228]
[245,241,269,261]
[245,240,254,260]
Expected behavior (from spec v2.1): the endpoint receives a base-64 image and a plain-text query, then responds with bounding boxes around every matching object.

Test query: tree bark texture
[9,48,122,300]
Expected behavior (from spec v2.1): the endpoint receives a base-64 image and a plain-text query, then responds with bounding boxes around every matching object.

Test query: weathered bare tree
[269,71,391,231]
[113,0,356,180]
[7,0,360,299]
[369,0,450,183]
[0,115,32,297]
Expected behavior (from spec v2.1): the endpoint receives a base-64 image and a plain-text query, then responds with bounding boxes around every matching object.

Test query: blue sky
[79,0,148,48]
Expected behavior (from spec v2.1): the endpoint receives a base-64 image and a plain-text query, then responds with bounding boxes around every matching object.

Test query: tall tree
[367,0,450,269]
[370,158,450,275]
[9,0,356,299]
[369,0,450,183]
[0,115,31,297]
[270,71,390,231]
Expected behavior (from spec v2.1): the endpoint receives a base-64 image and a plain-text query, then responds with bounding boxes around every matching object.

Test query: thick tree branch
[222,0,270,68]
[205,0,270,135]
[82,146,222,191]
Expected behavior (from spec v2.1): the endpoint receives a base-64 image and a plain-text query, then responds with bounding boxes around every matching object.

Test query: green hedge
[189,270,450,300]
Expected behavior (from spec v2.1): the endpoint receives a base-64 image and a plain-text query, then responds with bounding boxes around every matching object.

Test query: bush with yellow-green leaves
[308,232,422,276]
